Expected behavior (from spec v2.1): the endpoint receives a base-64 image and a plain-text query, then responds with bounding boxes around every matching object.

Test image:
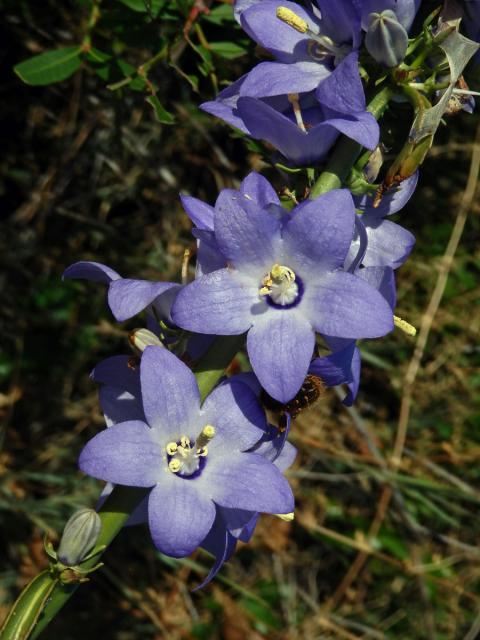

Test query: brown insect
[261,374,326,424]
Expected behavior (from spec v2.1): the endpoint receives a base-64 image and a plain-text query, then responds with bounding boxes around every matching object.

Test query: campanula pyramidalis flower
[202,52,379,166]
[171,179,394,403]
[80,346,294,558]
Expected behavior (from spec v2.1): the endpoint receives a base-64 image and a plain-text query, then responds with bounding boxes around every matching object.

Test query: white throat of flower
[166,425,215,476]
[276,6,349,64]
[260,264,299,306]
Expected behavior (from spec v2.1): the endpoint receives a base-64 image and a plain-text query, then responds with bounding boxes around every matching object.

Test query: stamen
[260,264,299,306]
[195,424,216,450]
[276,6,308,33]
[394,315,417,337]
[274,512,295,522]
[168,459,181,473]
[180,436,190,448]
[166,442,178,455]
[288,93,307,132]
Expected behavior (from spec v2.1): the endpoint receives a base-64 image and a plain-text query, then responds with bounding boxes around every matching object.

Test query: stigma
[260,264,299,306]
[166,425,216,476]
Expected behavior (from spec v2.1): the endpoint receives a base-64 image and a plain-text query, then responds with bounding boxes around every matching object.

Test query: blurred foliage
[1,0,480,638]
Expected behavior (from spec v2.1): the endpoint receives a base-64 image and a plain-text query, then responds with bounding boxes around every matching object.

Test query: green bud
[365,10,408,68]
[57,508,101,566]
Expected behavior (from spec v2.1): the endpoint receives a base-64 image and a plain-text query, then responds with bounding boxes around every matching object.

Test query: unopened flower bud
[365,10,408,68]
[129,328,163,354]
[57,508,101,566]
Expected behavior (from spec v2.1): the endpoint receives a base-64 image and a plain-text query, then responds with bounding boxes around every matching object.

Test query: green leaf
[209,41,247,60]
[117,0,165,15]
[203,4,235,25]
[14,47,82,86]
[146,95,175,124]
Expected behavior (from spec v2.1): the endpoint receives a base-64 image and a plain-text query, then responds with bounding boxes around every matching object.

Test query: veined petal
[240,61,331,98]
[108,279,179,322]
[172,269,260,336]
[99,385,145,428]
[240,0,315,62]
[206,452,294,513]
[316,52,366,114]
[356,172,418,218]
[201,379,268,453]
[247,311,315,402]
[238,96,338,165]
[283,190,355,274]
[140,346,201,437]
[357,266,396,309]
[309,342,356,386]
[214,188,281,275]
[315,0,361,47]
[148,480,216,557]
[79,421,161,487]
[240,172,280,207]
[361,219,416,269]
[325,110,379,150]
[180,195,215,230]
[63,261,121,284]
[305,271,394,338]
[194,522,237,590]
[91,355,140,395]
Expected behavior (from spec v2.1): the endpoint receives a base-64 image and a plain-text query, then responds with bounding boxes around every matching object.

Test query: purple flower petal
[240,61,330,98]
[283,190,355,273]
[140,346,201,437]
[201,76,250,133]
[315,0,362,47]
[240,0,314,62]
[206,452,294,513]
[63,261,121,283]
[214,188,281,275]
[91,355,141,395]
[238,96,338,165]
[201,380,267,452]
[79,421,161,487]
[357,266,396,309]
[316,52,365,114]
[194,524,237,590]
[360,219,415,269]
[108,279,179,322]
[325,109,379,150]
[356,172,418,218]
[180,195,215,230]
[172,269,258,335]
[148,480,216,557]
[305,271,394,338]
[240,171,280,207]
[99,385,145,427]
[309,342,356,386]
[247,312,315,402]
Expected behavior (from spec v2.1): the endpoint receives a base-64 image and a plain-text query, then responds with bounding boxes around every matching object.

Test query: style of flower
[202,52,379,166]
[80,346,294,558]
[171,180,394,403]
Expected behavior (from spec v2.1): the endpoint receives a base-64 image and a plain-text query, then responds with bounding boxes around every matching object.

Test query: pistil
[260,264,299,306]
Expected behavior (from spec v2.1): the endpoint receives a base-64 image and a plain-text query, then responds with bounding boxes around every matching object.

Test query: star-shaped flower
[80,346,294,558]
[171,183,394,403]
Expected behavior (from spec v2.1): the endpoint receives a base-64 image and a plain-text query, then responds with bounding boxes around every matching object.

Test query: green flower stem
[310,85,393,198]
[4,335,245,639]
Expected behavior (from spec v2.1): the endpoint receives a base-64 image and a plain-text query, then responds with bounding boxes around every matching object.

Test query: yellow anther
[180,436,190,449]
[393,315,417,337]
[276,6,308,33]
[168,459,181,473]
[259,286,271,296]
[166,442,178,456]
[196,425,216,450]
[274,512,295,522]
[271,264,295,282]
[197,446,209,457]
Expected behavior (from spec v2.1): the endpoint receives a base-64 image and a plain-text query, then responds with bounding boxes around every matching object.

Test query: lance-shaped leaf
[410,30,479,143]
[14,47,82,86]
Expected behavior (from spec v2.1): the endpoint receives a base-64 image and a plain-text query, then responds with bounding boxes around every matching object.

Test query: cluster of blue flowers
[64,1,479,586]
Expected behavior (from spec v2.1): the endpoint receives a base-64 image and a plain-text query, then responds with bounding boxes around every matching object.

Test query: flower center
[259,264,300,307]
[165,425,215,478]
